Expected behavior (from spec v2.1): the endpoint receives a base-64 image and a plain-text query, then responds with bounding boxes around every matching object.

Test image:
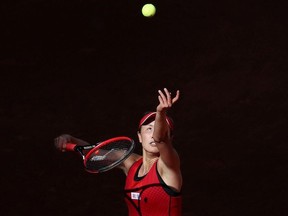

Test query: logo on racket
[90,148,128,161]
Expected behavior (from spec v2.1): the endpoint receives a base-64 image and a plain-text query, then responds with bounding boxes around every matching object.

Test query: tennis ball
[142,4,156,17]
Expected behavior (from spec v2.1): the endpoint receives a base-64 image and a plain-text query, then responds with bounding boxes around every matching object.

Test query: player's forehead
[139,121,155,133]
[142,121,155,127]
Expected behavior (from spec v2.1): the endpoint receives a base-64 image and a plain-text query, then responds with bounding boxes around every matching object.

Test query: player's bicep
[158,145,181,171]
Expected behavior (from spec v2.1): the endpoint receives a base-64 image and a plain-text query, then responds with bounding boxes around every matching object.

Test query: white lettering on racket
[90,149,127,161]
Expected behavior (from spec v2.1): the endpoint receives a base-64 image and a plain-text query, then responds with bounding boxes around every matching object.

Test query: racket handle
[65,143,77,151]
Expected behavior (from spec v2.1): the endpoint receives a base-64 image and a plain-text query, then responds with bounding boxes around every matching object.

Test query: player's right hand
[54,134,71,152]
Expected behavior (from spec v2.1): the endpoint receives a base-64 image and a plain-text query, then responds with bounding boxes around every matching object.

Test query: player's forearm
[69,136,90,146]
[152,111,169,142]
[58,134,90,146]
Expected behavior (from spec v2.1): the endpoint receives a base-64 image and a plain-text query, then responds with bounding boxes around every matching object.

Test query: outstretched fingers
[172,90,180,104]
[157,88,180,110]
[158,88,169,107]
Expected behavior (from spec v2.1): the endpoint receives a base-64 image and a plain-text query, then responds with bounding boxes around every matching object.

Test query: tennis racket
[63,136,135,173]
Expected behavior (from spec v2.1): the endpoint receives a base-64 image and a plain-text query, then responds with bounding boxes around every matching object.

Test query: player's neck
[140,156,158,176]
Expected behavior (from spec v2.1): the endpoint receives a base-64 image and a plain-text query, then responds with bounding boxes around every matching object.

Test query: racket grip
[65,143,77,151]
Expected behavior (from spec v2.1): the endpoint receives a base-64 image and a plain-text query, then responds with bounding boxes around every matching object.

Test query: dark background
[1,0,287,215]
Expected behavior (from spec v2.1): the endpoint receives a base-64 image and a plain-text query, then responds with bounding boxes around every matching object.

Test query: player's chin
[148,144,159,153]
[143,142,158,151]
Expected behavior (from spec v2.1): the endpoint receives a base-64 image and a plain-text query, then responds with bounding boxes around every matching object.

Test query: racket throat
[75,147,85,159]
[75,145,96,159]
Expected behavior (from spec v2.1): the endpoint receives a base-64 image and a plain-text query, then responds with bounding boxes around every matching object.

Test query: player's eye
[147,127,153,131]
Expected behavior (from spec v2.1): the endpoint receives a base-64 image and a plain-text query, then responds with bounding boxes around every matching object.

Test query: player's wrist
[156,110,167,116]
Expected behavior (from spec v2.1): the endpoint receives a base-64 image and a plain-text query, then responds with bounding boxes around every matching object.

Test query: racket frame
[69,136,135,173]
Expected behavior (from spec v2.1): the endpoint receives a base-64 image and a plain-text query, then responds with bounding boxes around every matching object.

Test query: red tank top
[124,158,182,216]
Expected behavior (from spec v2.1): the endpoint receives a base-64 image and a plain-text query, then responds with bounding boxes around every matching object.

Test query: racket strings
[85,139,134,173]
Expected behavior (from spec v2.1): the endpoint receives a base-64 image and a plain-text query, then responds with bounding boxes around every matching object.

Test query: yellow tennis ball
[142,4,156,17]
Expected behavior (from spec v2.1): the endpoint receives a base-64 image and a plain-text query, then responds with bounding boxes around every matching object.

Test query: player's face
[138,121,159,154]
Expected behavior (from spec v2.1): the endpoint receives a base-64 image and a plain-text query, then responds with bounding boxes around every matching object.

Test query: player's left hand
[157,88,180,112]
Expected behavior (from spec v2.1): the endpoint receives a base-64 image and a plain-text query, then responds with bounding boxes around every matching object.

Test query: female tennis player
[55,88,182,216]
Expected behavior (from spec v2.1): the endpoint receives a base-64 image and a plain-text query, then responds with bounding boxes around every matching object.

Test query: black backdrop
[1,0,287,215]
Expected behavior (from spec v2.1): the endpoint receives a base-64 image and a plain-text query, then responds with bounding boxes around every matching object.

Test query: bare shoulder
[127,153,142,165]
[118,153,142,175]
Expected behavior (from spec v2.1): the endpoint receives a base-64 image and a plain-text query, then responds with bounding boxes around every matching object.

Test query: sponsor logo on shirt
[131,192,141,200]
